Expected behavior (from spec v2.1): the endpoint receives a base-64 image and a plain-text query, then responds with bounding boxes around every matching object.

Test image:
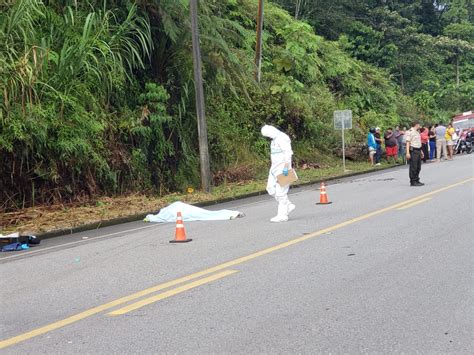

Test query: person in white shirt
[435,123,447,161]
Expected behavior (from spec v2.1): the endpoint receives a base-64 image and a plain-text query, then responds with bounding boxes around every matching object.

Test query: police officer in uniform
[406,121,424,186]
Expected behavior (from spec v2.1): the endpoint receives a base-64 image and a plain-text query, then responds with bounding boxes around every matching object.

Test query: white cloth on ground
[145,202,243,223]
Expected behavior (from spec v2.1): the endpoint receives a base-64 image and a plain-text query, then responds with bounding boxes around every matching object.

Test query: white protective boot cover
[287,200,296,215]
[271,197,289,223]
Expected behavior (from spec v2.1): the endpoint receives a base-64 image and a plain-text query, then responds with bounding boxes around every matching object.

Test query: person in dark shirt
[374,127,382,165]
[428,125,437,161]
[420,126,429,163]
[384,127,399,164]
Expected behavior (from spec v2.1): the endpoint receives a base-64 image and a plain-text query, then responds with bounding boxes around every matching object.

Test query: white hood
[261,125,281,139]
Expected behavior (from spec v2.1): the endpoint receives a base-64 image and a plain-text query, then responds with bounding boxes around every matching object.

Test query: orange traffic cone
[316,182,332,205]
[170,212,192,243]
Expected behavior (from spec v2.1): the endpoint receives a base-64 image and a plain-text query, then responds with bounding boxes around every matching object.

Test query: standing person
[401,127,408,164]
[374,127,382,166]
[420,126,429,163]
[406,121,424,186]
[429,125,437,161]
[261,125,295,223]
[395,126,402,149]
[384,127,398,164]
[435,122,447,162]
[396,126,406,164]
[367,128,377,166]
[446,123,455,160]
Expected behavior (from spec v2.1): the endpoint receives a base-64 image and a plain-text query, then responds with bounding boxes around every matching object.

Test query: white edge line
[0,224,160,261]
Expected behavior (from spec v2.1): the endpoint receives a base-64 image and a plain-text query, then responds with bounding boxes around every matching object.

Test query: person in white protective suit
[261,125,296,222]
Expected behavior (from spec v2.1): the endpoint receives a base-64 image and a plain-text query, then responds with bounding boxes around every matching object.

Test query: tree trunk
[398,64,405,94]
[295,0,301,20]
[190,0,212,192]
[254,0,264,82]
[455,55,460,88]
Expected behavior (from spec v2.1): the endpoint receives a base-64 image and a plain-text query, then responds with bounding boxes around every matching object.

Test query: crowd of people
[367,122,459,167]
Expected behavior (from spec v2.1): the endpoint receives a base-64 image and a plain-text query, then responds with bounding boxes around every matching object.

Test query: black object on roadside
[26,235,41,245]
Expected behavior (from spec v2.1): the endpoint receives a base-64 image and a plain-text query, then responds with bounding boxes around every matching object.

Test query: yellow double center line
[397,197,431,210]
[1,177,472,350]
[109,270,238,316]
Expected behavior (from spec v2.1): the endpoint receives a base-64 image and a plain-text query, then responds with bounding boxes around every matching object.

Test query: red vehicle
[452,110,474,133]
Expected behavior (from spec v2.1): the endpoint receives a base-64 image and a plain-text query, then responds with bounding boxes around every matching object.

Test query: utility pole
[254,0,264,82]
[190,0,211,192]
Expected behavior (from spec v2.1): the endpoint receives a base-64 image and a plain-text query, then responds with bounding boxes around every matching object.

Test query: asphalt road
[1,155,473,354]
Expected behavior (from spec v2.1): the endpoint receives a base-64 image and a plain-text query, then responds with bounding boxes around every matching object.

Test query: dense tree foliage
[274,0,474,115]
[1,0,472,210]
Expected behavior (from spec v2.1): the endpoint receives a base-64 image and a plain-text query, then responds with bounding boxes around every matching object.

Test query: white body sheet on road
[144,201,243,223]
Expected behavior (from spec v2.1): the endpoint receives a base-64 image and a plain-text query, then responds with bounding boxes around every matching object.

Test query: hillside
[1,0,473,211]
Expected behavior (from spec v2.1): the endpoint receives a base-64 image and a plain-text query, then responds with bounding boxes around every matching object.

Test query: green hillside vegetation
[1,0,473,211]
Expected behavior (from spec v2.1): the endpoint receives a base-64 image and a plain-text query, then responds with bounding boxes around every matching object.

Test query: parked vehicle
[454,131,472,154]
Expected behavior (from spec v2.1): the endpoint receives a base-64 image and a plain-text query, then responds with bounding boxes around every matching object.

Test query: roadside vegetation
[1,160,381,234]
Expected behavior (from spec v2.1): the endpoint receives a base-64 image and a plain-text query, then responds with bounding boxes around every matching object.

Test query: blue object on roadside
[282,167,289,176]
[1,242,30,252]
[1,242,22,252]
